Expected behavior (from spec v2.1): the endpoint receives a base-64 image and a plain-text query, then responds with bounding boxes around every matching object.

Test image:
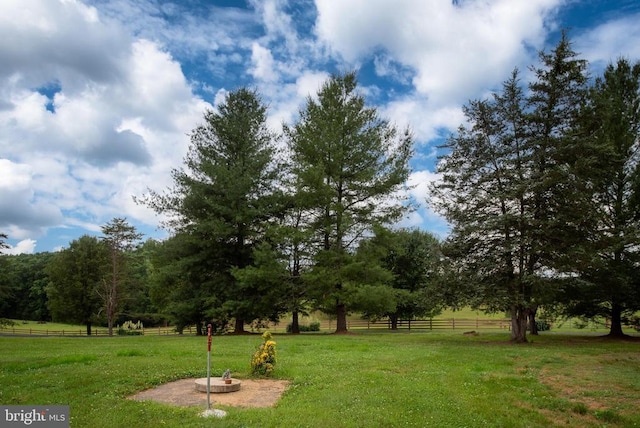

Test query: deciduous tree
[46,235,108,335]
[100,217,143,336]
[356,226,443,328]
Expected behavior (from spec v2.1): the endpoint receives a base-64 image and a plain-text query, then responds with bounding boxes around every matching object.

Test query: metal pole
[207,324,212,410]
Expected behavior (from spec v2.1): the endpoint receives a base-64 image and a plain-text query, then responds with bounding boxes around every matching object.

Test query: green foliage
[250,330,277,376]
[286,321,320,332]
[0,318,15,327]
[628,315,640,332]
[560,57,640,335]
[0,232,8,253]
[533,320,551,332]
[138,88,284,333]
[1,252,55,321]
[46,235,108,334]
[431,34,591,342]
[285,71,413,332]
[355,226,444,322]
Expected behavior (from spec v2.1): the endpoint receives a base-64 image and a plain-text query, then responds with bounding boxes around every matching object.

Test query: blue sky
[1,0,639,254]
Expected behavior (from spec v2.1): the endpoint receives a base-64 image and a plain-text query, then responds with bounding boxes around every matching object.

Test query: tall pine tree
[139,88,283,333]
[285,72,412,333]
[563,58,640,336]
[432,34,591,342]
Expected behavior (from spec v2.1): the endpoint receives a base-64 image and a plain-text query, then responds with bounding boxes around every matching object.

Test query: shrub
[250,331,277,376]
[0,318,16,328]
[535,320,551,332]
[286,321,321,332]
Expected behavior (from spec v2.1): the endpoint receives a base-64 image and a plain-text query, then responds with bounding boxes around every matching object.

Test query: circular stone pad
[195,378,242,393]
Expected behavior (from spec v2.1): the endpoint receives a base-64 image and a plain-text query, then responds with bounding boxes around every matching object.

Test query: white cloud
[381,96,464,145]
[0,0,210,249]
[250,42,278,82]
[0,159,64,240]
[408,170,440,204]
[575,13,640,70]
[4,239,38,255]
[314,0,560,105]
[296,71,330,99]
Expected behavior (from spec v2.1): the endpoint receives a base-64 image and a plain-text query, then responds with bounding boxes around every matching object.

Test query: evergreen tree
[0,233,7,253]
[148,233,219,334]
[563,58,640,336]
[433,35,591,342]
[285,72,413,333]
[433,70,536,342]
[139,88,284,333]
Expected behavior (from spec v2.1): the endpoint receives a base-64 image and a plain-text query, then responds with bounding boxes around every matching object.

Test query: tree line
[1,34,639,342]
[432,33,640,341]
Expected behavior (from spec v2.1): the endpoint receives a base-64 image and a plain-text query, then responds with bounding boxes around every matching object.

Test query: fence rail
[344,318,512,331]
[0,318,512,337]
[0,326,183,337]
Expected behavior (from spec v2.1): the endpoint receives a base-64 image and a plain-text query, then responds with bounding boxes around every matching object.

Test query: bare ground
[128,378,290,408]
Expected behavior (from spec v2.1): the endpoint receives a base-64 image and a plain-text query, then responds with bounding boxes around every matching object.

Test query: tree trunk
[510,305,528,343]
[528,306,539,335]
[234,318,245,334]
[290,310,300,334]
[86,321,92,336]
[608,302,625,337]
[335,302,348,333]
[108,250,118,337]
[390,314,399,330]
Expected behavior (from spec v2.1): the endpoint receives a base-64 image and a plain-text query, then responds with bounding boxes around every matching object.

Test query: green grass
[1,332,639,427]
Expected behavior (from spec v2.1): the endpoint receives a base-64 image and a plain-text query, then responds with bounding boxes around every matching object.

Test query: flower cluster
[117,320,143,335]
[250,331,277,376]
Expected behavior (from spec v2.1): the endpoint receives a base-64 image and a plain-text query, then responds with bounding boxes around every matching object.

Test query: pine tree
[564,58,640,336]
[139,88,284,333]
[433,35,592,342]
[285,72,412,333]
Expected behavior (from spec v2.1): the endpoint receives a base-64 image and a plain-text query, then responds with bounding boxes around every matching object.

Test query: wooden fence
[0,318,512,336]
[345,318,512,331]
[0,326,182,337]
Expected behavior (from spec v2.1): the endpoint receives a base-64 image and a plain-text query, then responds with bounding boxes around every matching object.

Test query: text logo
[1,406,69,427]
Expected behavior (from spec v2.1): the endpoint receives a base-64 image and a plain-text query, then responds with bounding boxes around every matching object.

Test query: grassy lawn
[1,331,639,427]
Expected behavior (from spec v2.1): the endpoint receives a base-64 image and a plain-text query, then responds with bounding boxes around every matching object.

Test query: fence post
[452,318,455,330]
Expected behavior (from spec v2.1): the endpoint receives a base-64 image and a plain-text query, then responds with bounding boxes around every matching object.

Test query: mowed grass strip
[0,332,638,427]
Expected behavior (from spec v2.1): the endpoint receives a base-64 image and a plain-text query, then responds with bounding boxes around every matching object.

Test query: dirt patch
[129,378,290,408]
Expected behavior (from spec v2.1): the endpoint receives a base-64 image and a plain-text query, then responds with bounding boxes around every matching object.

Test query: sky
[1,0,640,254]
